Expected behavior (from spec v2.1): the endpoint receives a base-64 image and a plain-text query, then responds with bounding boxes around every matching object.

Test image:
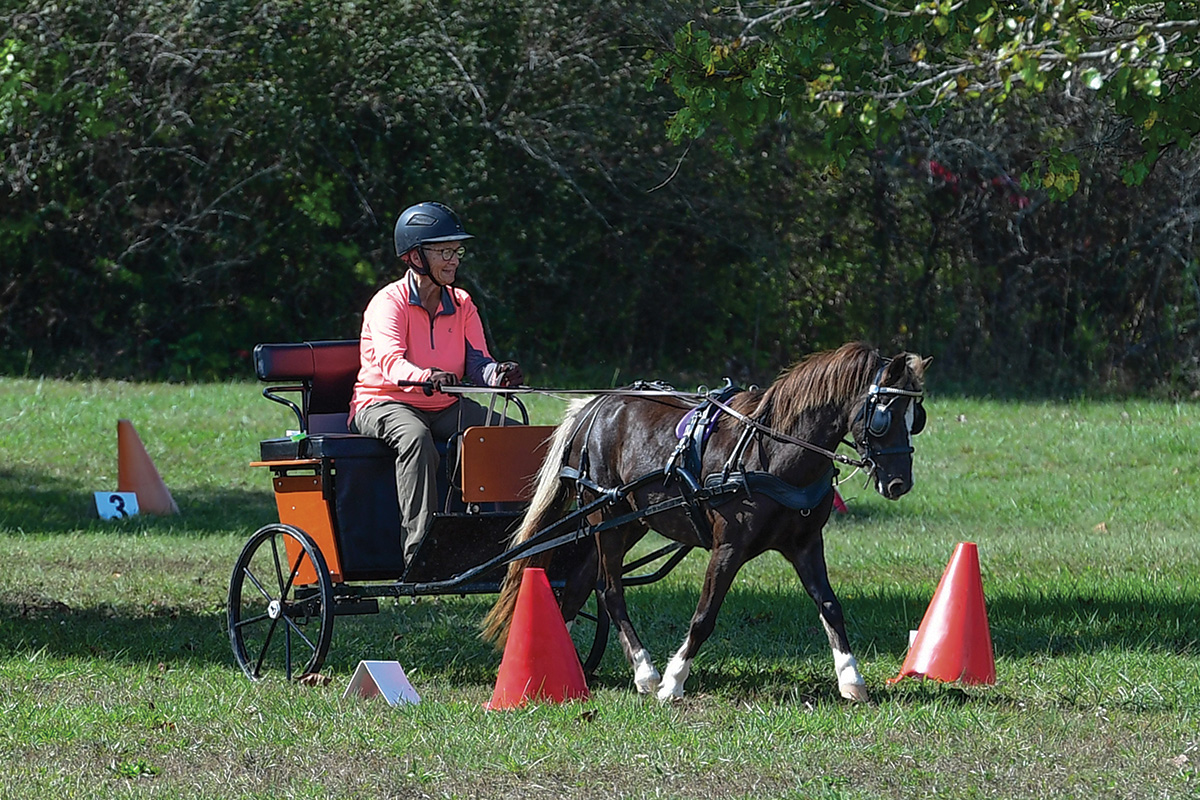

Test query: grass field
[1,377,1199,799]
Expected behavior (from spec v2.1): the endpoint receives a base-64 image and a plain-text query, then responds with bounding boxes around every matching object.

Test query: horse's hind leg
[789,534,869,703]
[557,546,598,631]
[596,524,660,695]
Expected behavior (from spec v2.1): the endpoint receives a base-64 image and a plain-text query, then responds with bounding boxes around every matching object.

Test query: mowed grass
[1,377,1199,799]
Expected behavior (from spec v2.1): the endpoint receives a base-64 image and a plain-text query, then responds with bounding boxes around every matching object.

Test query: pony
[482,341,930,702]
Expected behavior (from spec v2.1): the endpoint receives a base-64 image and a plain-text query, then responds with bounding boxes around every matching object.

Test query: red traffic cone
[832,489,848,514]
[117,419,180,515]
[888,542,995,686]
[485,567,589,710]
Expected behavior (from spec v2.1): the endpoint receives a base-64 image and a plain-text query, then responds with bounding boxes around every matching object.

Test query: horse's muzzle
[878,476,912,500]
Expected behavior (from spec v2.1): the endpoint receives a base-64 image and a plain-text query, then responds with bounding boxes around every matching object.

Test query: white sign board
[342,660,421,706]
[95,492,140,520]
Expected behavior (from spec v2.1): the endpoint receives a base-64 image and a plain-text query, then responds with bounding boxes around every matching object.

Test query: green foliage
[0,0,796,381]
[651,2,1200,179]
[2,0,1199,394]
[1020,149,1081,201]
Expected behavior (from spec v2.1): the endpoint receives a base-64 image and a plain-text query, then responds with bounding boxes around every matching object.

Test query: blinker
[866,395,925,438]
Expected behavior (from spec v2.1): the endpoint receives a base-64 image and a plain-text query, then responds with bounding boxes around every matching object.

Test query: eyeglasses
[422,245,466,261]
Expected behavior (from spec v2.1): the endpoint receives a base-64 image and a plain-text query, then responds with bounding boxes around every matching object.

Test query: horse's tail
[480,398,590,649]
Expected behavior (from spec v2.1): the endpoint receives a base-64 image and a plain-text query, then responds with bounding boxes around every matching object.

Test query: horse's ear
[883,354,908,383]
[906,353,932,378]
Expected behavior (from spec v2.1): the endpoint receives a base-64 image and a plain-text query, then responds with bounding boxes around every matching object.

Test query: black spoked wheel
[228,523,335,681]
[570,585,610,676]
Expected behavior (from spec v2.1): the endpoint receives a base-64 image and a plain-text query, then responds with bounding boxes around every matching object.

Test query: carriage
[226,339,690,682]
[228,338,929,702]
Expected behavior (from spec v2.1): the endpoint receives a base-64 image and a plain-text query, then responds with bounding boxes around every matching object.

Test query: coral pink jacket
[350,271,496,419]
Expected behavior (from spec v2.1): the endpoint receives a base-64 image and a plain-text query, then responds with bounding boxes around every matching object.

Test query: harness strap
[558,463,837,552]
[720,418,758,482]
[675,468,714,548]
[564,463,716,549]
[704,467,837,512]
[559,465,620,503]
[661,382,742,548]
[665,381,741,481]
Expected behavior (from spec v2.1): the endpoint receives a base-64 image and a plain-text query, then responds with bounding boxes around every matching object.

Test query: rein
[429,384,696,398]
[698,392,868,469]
[429,382,870,469]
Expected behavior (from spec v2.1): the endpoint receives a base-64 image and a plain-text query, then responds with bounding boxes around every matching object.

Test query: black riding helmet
[394,202,474,286]
[393,201,474,257]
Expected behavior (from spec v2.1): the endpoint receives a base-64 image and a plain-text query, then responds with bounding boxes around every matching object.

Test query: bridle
[848,363,926,473]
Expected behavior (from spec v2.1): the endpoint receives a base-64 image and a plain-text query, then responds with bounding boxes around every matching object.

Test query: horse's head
[850,352,931,500]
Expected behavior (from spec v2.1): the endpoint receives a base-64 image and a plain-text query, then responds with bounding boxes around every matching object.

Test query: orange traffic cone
[117,419,180,515]
[485,567,589,710]
[888,542,995,686]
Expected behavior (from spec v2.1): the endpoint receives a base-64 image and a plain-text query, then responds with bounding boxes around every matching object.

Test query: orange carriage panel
[460,425,556,503]
[271,473,345,584]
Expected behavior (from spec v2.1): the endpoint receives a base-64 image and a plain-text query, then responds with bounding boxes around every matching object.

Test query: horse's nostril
[886,478,908,497]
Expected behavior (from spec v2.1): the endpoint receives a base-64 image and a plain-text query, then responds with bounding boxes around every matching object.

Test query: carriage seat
[254,340,418,462]
[253,337,457,485]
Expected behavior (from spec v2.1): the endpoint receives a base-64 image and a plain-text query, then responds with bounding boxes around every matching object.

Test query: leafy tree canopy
[652,1,1200,196]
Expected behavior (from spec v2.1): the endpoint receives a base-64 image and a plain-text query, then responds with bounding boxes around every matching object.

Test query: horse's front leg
[658,540,741,702]
[596,523,660,695]
[789,533,869,703]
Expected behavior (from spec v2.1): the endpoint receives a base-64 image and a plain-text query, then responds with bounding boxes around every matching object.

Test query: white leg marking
[823,618,868,702]
[632,649,661,695]
[833,649,868,702]
[656,643,692,702]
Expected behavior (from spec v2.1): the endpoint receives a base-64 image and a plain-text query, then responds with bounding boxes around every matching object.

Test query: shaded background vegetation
[3,0,1198,393]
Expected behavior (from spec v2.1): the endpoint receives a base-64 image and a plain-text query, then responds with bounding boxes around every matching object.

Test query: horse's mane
[730,341,880,427]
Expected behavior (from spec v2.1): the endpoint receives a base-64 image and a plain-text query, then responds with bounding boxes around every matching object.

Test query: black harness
[666,381,743,485]
[560,381,837,551]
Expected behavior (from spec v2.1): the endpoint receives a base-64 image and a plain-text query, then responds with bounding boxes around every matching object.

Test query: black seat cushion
[260,434,395,462]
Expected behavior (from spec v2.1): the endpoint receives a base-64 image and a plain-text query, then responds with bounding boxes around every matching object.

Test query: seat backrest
[254,340,361,433]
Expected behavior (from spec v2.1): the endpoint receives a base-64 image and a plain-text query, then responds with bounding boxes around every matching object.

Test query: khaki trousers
[351,398,515,563]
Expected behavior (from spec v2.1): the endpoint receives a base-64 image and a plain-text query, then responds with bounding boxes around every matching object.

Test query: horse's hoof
[634,671,661,695]
[633,657,662,695]
[656,685,685,703]
[633,651,660,694]
[839,683,870,703]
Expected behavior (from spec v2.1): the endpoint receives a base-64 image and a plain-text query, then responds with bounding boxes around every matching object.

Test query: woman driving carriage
[349,201,524,565]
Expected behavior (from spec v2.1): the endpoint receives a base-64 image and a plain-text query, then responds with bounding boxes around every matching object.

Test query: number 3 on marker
[108,494,128,518]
